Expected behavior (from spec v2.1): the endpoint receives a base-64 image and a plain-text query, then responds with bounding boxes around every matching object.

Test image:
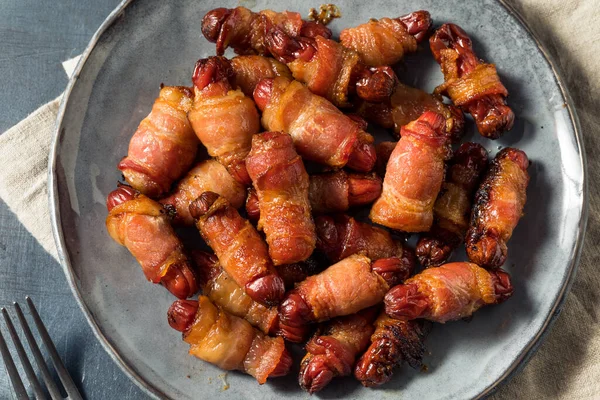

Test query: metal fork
[0,297,82,400]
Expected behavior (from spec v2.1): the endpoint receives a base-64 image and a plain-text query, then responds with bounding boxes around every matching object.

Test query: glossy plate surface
[49,0,587,399]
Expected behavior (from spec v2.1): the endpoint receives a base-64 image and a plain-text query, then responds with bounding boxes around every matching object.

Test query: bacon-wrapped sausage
[264,25,397,106]
[299,307,379,393]
[279,254,413,333]
[416,143,489,267]
[309,171,382,214]
[192,251,313,342]
[188,57,260,185]
[105,186,198,299]
[391,83,465,142]
[466,148,529,269]
[254,77,376,172]
[245,171,382,220]
[430,23,514,139]
[159,160,246,226]
[356,82,465,143]
[354,312,428,387]
[191,250,279,335]
[201,6,332,57]
[339,11,431,67]
[117,86,197,198]
[315,214,415,266]
[246,131,316,265]
[189,191,285,307]
[369,111,451,232]
[230,55,292,97]
[168,297,292,384]
[384,262,513,323]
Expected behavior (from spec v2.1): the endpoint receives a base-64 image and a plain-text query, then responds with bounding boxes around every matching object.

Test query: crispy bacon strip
[189,192,285,307]
[354,312,428,387]
[339,11,431,67]
[168,297,292,384]
[466,148,529,269]
[159,160,246,226]
[416,143,489,267]
[117,86,197,198]
[279,255,413,334]
[231,55,292,96]
[201,7,332,56]
[188,57,260,185]
[265,25,397,107]
[254,77,376,172]
[430,23,514,139]
[191,251,279,335]
[369,111,451,232]
[105,186,198,299]
[246,171,382,220]
[246,131,316,265]
[384,262,513,323]
[315,214,415,265]
[299,307,379,393]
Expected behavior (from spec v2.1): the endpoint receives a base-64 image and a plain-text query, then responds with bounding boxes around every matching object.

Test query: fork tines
[0,297,82,400]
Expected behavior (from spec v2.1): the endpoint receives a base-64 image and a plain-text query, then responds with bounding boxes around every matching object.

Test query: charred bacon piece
[465,147,529,269]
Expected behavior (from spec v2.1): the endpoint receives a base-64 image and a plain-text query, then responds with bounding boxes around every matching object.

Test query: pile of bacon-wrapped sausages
[105,5,529,393]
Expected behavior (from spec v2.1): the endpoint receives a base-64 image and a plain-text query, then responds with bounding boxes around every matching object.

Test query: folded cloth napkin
[0,1,598,398]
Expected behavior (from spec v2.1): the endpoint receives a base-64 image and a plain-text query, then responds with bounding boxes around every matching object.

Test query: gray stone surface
[0,1,146,398]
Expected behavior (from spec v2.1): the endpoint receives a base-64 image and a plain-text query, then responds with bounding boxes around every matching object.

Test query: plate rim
[47,1,589,399]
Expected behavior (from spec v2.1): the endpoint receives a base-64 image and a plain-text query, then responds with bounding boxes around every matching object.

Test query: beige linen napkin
[0,1,598,398]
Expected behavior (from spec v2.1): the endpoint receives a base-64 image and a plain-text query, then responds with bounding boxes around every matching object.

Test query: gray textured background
[0,1,146,398]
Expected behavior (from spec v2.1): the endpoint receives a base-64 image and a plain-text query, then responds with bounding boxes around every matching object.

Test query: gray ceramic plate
[49,0,587,399]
